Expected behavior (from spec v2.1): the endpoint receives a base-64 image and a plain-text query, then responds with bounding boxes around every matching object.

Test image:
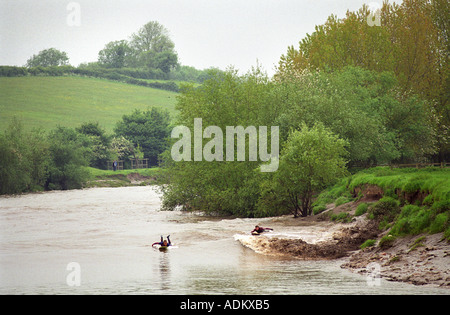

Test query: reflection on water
[158,251,171,291]
[0,186,448,295]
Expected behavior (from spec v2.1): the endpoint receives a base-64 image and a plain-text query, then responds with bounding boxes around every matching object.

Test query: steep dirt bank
[266,216,379,260]
[260,208,449,288]
[341,231,450,287]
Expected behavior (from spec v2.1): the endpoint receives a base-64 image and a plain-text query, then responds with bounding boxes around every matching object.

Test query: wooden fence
[106,160,124,171]
[129,158,149,169]
[381,162,449,169]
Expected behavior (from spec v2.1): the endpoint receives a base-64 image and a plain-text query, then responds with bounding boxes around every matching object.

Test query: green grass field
[0,76,178,132]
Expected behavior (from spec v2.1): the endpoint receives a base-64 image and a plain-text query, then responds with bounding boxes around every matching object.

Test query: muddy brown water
[0,186,447,294]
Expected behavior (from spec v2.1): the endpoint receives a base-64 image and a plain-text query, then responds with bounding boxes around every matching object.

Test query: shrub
[370,196,400,221]
[331,212,352,223]
[429,212,449,234]
[360,239,376,249]
[431,200,450,215]
[355,202,368,216]
[379,234,396,249]
[335,196,350,207]
[313,203,327,215]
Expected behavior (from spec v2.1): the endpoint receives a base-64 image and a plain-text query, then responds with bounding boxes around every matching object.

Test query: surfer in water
[152,235,172,247]
[251,225,273,234]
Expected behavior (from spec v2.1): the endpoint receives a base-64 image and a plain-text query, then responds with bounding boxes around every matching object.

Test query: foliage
[26,48,69,68]
[275,67,436,166]
[0,120,90,194]
[369,196,400,221]
[379,234,396,249]
[114,108,171,166]
[355,203,369,216]
[76,122,112,169]
[161,67,279,216]
[276,0,449,161]
[0,118,49,194]
[360,239,376,249]
[98,40,132,68]
[45,127,90,190]
[259,123,348,217]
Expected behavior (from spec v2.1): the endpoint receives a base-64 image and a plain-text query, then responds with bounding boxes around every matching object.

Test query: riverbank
[84,167,165,188]
[257,205,450,288]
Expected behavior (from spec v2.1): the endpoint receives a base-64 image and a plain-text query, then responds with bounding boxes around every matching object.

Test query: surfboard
[251,231,261,236]
[159,246,168,251]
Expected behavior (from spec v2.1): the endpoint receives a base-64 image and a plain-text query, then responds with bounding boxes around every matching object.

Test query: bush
[370,196,400,221]
[355,202,368,216]
[312,203,327,215]
[360,239,376,249]
[429,213,449,234]
[331,212,352,223]
[335,196,351,207]
[0,66,28,77]
[379,234,396,249]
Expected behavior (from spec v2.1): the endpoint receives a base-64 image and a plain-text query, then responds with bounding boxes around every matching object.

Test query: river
[0,186,447,295]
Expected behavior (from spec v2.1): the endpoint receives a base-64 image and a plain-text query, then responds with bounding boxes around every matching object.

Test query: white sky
[0,0,395,76]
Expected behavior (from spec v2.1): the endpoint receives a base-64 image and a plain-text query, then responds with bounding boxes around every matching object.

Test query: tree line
[277,0,449,163]
[0,108,170,195]
[1,21,221,90]
[161,65,436,217]
[161,0,448,218]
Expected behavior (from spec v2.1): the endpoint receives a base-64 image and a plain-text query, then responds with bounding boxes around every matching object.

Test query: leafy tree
[276,0,449,161]
[275,67,436,166]
[129,21,177,70]
[26,48,69,67]
[150,51,178,74]
[0,118,49,194]
[258,123,348,217]
[114,108,171,166]
[45,127,89,190]
[76,122,112,169]
[98,40,132,68]
[161,68,277,216]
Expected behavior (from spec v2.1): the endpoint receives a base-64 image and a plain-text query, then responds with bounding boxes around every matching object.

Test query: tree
[259,123,348,217]
[114,108,171,166]
[45,127,89,190]
[129,21,178,70]
[276,0,448,162]
[26,48,69,67]
[76,122,112,169]
[0,118,49,194]
[150,51,178,73]
[161,67,278,216]
[98,40,132,68]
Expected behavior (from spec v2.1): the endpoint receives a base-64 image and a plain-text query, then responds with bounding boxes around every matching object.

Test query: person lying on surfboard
[152,235,172,247]
[251,226,273,234]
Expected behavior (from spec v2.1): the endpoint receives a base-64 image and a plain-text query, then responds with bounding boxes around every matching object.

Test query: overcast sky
[0,0,395,76]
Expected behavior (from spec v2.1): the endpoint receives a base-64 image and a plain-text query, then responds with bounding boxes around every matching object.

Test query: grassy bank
[0,76,178,132]
[85,167,166,188]
[314,167,450,240]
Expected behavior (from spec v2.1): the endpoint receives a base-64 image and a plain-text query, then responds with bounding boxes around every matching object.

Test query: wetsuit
[252,227,273,233]
[152,235,172,247]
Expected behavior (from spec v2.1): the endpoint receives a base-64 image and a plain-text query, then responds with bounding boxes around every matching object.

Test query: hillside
[0,76,178,132]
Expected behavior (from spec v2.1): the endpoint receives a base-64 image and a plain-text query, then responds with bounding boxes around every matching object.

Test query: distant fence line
[107,159,149,170]
[380,162,450,169]
[107,160,124,171]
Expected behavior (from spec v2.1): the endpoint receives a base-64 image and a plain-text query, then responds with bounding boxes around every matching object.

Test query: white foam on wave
[234,234,274,255]
[234,227,337,255]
